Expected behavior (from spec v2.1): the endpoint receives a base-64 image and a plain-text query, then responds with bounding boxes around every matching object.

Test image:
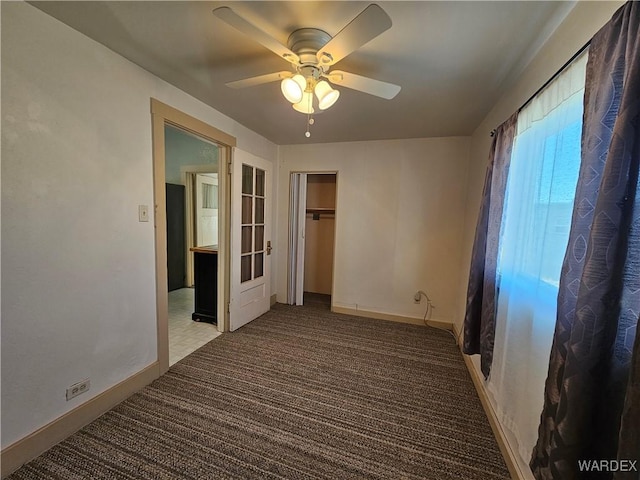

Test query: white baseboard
[453,323,526,480]
[270,294,277,306]
[1,362,159,478]
[332,304,454,331]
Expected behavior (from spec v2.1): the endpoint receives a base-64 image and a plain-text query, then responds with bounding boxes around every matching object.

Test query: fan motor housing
[287,28,331,66]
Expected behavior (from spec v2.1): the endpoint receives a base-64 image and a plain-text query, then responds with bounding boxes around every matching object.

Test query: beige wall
[1,2,277,450]
[277,137,470,323]
[455,1,625,476]
[304,175,336,295]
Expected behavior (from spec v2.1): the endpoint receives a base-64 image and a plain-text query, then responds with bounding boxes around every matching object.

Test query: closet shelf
[306,208,335,220]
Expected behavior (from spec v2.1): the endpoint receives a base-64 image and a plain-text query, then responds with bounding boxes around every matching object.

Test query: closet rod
[306,208,335,214]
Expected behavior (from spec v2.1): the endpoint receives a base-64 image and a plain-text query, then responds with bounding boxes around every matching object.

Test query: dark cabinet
[191,247,218,324]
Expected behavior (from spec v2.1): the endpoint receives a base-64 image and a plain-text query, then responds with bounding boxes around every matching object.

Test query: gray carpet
[9,303,510,479]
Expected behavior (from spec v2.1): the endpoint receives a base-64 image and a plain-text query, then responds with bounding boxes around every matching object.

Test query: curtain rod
[490,39,591,137]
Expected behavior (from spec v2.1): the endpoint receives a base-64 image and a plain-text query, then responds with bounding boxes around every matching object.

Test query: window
[488,51,588,462]
[498,53,587,290]
[202,183,218,209]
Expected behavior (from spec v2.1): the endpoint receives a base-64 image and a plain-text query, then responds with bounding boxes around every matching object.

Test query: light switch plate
[138,205,149,222]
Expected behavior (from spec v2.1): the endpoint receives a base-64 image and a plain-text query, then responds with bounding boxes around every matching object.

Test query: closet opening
[288,172,337,309]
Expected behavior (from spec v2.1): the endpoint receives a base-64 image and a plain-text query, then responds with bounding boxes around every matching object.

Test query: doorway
[164,125,221,364]
[179,168,220,287]
[288,172,337,308]
[151,99,235,375]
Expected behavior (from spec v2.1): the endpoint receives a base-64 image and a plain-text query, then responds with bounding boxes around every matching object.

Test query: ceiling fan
[212,4,401,135]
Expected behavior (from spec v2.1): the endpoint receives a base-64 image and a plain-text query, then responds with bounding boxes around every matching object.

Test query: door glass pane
[242,196,253,224]
[242,165,253,194]
[255,169,265,197]
[254,253,264,279]
[255,226,264,251]
[238,162,267,284]
[241,226,252,254]
[241,255,252,283]
[255,197,264,224]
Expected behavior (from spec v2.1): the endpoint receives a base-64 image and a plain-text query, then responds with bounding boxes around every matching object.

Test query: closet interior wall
[304,174,336,296]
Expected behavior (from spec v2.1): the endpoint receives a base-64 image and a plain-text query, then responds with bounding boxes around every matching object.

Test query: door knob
[266,241,272,255]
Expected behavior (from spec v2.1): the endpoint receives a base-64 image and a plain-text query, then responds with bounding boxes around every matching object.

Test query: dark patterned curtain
[463,113,517,379]
[531,2,640,479]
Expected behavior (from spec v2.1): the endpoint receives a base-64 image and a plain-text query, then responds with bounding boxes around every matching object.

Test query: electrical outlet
[66,379,90,401]
[414,291,422,303]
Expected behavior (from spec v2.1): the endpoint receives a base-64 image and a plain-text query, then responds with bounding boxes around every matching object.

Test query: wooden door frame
[151,99,235,375]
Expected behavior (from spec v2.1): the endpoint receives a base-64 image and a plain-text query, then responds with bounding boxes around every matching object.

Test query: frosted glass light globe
[281,74,306,104]
[314,80,340,110]
[293,91,315,114]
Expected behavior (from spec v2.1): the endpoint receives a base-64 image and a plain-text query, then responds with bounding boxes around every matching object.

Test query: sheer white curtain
[487,51,588,464]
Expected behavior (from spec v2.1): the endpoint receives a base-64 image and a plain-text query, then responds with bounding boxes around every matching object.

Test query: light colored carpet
[9,303,509,479]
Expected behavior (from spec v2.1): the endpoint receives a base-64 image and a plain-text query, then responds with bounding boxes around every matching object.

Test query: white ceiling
[30,1,575,145]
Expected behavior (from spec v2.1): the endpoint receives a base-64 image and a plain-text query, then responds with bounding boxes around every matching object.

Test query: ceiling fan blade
[212,7,299,65]
[226,71,292,89]
[316,4,392,66]
[327,71,401,99]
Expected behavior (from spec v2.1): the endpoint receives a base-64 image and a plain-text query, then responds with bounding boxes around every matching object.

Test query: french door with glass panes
[230,149,272,331]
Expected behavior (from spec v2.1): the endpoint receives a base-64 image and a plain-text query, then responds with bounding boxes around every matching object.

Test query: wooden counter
[190,245,218,324]
[190,245,218,254]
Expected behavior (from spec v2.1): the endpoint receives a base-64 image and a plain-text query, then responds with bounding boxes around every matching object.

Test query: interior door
[165,183,186,291]
[287,173,307,305]
[196,173,218,247]
[230,149,272,331]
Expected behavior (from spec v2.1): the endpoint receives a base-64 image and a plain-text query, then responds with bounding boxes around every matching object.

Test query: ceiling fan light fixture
[314,80,340,110]
[293,91,315,114]
[214,4,401,137]
[281,74,306,103]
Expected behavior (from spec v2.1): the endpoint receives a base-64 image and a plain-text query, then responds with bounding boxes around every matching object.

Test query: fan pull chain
[306,115,315,138]
[305,92,313,138]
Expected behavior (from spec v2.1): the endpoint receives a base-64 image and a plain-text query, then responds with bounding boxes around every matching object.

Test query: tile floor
[168,288,221,366]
